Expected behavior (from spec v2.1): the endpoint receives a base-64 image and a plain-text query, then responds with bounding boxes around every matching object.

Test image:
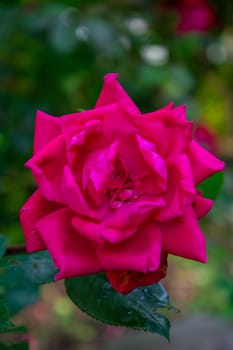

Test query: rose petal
[61,103,117,145]
[188,140,225,185]
[62,166,107,219]
[82,141,119,206]
[33,110,61,154]
[104,198,165,232]
[26,135,67,203]
[144,104,187,124]
[106,253,168,294]
[97,220,162,273]
[72,216,137,244]
[19,190,61,252]
[70,196,164,245]
[63,118,104,167]
[133,106,192,157]
[100,227,137,244]
[193,191,213,218]
[161,207,207,262]
[136,134,167,191]
[101,102,148,178]
[35,208,102,279]
[73,198,164,245]
[154,154,196,222]
[61,103,133,171]
[95,73,140,113]
[71,216,102,244]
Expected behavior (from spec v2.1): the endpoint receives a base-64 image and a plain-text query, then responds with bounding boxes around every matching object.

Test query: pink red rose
[19,74,224,294]
[159,0,217,33]
[194,123,218,155]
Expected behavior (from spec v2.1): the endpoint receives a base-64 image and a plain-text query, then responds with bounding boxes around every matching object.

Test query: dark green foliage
[0,295,25,333]
[0,235,8,259]
[5,285,39,316]
[198,171,224,201]
[66,273,173,340]
[0,250,56,333]
[0,251,58,288]
[0,342,29,350]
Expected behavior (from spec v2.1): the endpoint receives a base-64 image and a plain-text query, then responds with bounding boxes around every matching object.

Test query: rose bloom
[159,0,217,33]
[194,123,218,155]
[19,74,225,294]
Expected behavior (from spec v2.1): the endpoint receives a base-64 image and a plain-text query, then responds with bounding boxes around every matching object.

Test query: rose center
[106,159,136,209]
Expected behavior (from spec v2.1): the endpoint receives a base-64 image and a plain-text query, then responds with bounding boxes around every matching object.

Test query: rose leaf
[65,273,173,340]
[0,251,58,288]
[0,296,25,334]
[198,171,224,201]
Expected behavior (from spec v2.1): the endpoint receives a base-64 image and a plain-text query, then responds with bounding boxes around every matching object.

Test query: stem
[6,244,27,255]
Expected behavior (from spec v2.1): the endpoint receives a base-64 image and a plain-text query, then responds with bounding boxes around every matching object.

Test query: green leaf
[0,251,56,334]
[0,296,16,333]
[0,296,24,334]
[0,251,58,288]
[65,273,172,340]
[0,235,8,259]
[5,285,39,316]
[0,342,28,350]
[198,171,224,201]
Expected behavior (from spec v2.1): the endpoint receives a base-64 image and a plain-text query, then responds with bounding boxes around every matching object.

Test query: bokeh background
[0,0,233,349]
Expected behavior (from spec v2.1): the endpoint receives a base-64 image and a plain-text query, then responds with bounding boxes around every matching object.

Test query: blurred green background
[0,0,233,349]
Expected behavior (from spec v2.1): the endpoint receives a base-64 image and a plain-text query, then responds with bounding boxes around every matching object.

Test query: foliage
[66,274,173,340]
[198,171,224,201]
[0,342,29,350]
[0,245,173,340]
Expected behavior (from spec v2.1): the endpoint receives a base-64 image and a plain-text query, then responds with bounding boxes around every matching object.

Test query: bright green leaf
[65,273,172,340]
[198,171,224,201]
[0,251,58,288]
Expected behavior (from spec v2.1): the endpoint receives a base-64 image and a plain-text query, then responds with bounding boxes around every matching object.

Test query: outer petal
[106,253,168,294]
[35,208,102,279]
[193,191,213,219]
[144,104,187,124]
[161,207,207,263]
[26,135,67,203]
[154,154,196,222]
[95,73,140,113]
[33,110,61,154]
[97,220,162,273]
[133,106,193,157]
[61,116,105,167]
[188,140,225,185]
[61,104,116,146]
[19,190,61,252]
